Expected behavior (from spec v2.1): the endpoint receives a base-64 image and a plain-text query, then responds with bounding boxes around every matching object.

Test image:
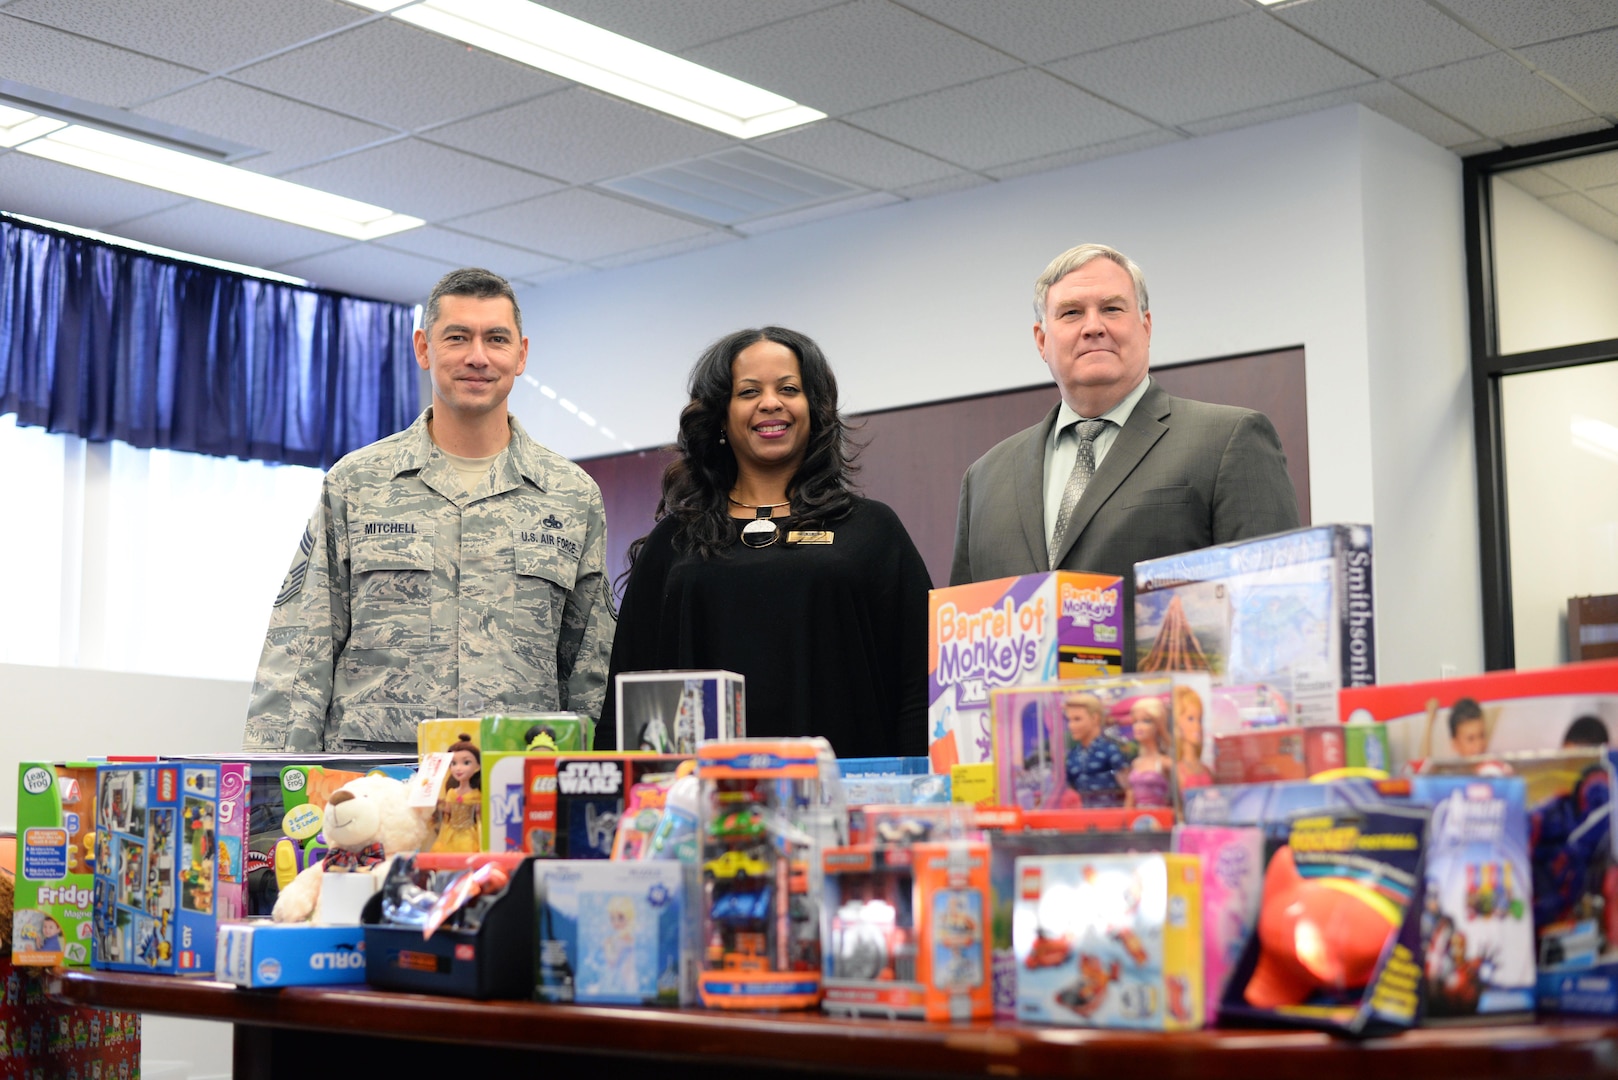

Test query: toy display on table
[14,762,100,968]
[1134,524,1375,727]
[928,571,1125,771]
[426,733,482,853]
[215,921,368,988]
[529,753,690,859]
[637,769,700,862]
[1209,724,1388,785]
[1012,852,1204,1029]
[270,774,433,925]
[840,756,949,807]
[1173,826,1264,1026]
[696,738,845,1010]
[615,669,746,754]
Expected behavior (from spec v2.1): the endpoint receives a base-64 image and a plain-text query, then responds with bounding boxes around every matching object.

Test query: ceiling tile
[1451,138,1505,156]
[281,139,561,221]
[1538,151,1618,192]
[847,69,1157,171]
[423,88,731,185]
[1541,191,1618,241]
[734,191,903,235]
[1497,117,1611,146]
[901,0,1248,65]
[1184,81,1483,149]
[1273,0,1496,77]
[448,188,716,262]
[0,13,202,106]
[587,230,741,268]
[894,174,991,200]
[1518,28,1618,114]
[135,79,392,175]
[1583,184,1618,216]
[539,0,839,52]
[0,152,187,229]
[273,244,459,304]
[231,18,563,129]
[516,264,594,288]
[1397,53,1595,137]
[754,121,959,189]
[1048,12,1375,127]
[376,226,566,279]
[1497,167,1571,197]
[3,0,364,72]
[985,130,1184,181]
[106,202,344,269]
[1439,0,1618,48]
[681,0,1020,116]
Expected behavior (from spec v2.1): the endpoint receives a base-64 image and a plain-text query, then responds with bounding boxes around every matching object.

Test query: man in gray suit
[950,243,1299,666]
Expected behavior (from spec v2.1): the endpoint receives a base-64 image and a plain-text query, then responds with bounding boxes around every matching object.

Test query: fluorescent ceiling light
[353,0,825,139]
[0,106,422,241]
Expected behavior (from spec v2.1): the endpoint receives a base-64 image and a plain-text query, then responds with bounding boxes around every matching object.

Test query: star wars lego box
[929,572,1125,772]
[615,671,745,755]
[13,762,99,968]
[525,754,689,858]
[1134,524,1375,727]
[91,762,221,974]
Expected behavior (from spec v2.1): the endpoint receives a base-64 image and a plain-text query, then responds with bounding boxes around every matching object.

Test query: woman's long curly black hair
[627,326,860,567]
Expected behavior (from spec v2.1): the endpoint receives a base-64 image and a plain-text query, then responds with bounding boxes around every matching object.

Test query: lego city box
[1134,524,1375,727]
[91,761,221,975]
[615,670,745,754]
[929,572,1125,772]
[1013,852,1204,1029]
[13,762,99,967]
[215,921,368,988]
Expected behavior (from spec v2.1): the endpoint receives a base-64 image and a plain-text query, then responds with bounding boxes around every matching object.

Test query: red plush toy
[1244,845,1402,1008]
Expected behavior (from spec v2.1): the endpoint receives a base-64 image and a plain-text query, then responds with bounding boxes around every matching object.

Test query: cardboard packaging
[13,762,99,968]
[215,921,368,987]
[615,670,745,754]
[929,572,1125,771]
[534,860,700,1005]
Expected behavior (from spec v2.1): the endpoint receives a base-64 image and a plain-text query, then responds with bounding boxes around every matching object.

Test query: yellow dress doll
[430,734,481,853]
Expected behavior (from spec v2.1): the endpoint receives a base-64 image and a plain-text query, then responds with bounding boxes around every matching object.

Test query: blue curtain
[0,215,418,468]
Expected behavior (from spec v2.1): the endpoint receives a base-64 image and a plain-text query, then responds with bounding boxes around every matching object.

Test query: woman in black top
[596,327,931,758]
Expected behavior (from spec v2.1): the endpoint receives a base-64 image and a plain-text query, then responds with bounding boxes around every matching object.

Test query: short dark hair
[424,267,521,337]
[1447,697,1483,738]
[1563,715,1610,748]
[630,326,859,565]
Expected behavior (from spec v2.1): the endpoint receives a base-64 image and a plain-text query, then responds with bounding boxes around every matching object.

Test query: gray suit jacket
[950,379,1300,663]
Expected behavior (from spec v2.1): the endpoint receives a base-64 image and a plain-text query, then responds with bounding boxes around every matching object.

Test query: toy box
[215,921,368,987]
[697,739,844,1009]
[13,762,99,967]
[928,572,1125,771]
[616,670,745,754]
[1211,725,1347,784]
[526,753,689,859]
[91,761,221,974]
[1173,825,1265,1026]
[534,859,700,1005]
[416,713,592,758]
[1135,524,1375,726]
[844,773,951,807]
[1013,852,1204,1029]
[1409,774,1535,1021]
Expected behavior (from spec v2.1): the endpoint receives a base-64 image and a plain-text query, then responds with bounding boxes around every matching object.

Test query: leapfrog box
[14,762,99,967]
[929,572,1125,771]
[1013,852,1203,1029]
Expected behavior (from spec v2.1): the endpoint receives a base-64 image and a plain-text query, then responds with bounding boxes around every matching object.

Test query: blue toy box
[215,922,368,987]
[534,859,699,1005]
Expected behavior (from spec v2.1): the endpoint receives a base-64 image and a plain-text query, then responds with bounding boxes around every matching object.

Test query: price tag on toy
[410,752,452,808]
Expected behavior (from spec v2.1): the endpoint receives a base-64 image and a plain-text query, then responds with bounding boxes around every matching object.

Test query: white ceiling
[1,0,1616,304]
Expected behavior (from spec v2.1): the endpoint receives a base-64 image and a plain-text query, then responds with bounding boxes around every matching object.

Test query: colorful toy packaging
[534,860,700,1005]
[615,670,745,754]
[1013,852,1204,1029]
[522,753,689,859]
[91,761,221,974]
[928,572,1125,771]
[1135,524,1375,726]
[215,922,368,988]
[1408,774,1535,1021]
[13,762,99,968]
[1173,825,1265,1026]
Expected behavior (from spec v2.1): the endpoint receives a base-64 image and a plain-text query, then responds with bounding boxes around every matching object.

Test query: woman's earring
[719,431,727,445]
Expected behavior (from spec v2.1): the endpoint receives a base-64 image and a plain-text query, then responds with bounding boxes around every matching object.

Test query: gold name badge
[787,530,833,545]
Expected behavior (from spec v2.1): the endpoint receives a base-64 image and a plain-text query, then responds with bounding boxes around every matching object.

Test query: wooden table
[48,969,1618,1079]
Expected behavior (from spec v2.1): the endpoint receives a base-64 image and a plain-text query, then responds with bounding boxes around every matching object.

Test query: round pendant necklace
[730,495,790,549]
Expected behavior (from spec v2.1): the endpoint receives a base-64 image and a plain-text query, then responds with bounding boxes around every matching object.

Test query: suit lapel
[1017,405,1061,572]
[1051,382,1170,567]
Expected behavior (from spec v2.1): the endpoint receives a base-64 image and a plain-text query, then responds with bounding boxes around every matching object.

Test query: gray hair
[1033,243,1150,323]
[423,267,522,337]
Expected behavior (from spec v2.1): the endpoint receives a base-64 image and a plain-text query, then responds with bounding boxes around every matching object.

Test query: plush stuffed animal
[271,774,432,923]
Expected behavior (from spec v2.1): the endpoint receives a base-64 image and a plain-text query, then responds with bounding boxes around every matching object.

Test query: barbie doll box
[929,572,1125,772]
[1134,524,1375,727]
[534,859,700,1005]
[615,670,745,755]
[14,762,99,967]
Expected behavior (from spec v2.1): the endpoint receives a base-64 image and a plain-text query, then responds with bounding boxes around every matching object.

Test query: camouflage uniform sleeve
[556,483,616,724]
[242,482,351,751]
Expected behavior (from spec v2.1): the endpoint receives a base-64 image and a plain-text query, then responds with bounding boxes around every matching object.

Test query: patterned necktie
[1049,418,1109,564]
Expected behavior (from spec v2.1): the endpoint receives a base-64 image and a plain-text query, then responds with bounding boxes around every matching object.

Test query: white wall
[1494,178,1618,355]
[513,104,1482,684]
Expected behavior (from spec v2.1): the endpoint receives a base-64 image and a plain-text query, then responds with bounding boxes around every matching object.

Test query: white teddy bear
[271,773,433,923]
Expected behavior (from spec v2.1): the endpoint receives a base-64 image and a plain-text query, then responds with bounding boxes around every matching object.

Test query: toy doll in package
[534,860,699,1005]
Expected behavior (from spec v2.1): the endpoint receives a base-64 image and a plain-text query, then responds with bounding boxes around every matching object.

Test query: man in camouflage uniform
[244,268,616,752]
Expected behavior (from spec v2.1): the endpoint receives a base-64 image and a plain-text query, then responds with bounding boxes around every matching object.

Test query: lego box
[215,921,368,988]
[929,572,1125,771]
[1135,524,1375,726]
[14,762,99,967]
[615,670,745,754]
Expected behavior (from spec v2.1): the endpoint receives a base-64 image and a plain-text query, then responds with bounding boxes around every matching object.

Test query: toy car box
[1013,852,1204,1029]
[215,921,368,988]
[615,670,745,754]
[928,572,1125,771]
[1135,524,1375,726]
[533,859,700,1005]
[91,762,221,974]
[14,762,99,967]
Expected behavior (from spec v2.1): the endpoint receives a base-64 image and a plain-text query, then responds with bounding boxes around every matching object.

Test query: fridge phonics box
[929,572,1125,771]
[1134,524,1374,726]
[14,762,99,967]
[615,670,745,754]
[215,921,367,988]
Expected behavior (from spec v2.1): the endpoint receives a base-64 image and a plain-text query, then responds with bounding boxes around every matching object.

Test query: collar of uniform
[390,407,550,493]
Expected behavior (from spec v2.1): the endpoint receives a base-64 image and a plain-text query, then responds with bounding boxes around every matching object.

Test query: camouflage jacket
[243,409,616,752]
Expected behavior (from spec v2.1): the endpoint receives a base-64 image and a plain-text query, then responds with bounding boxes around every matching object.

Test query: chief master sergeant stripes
[243,267,616,753]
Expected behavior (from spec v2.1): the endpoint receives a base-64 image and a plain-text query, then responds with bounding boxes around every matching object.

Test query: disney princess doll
[430,734,481,853]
